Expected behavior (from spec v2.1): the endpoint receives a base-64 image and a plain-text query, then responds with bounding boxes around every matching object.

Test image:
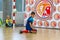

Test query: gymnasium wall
[0,0,3,21]
[15,12,24,26]
[24,0,60,28]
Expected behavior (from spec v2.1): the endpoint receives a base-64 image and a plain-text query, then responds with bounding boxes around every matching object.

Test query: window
[16,0,25,12]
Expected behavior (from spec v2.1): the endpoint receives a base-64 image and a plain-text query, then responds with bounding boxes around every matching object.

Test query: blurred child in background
[5,15,13,27]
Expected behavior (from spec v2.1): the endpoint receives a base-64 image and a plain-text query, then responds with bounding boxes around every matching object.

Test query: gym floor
[0,27,60,40]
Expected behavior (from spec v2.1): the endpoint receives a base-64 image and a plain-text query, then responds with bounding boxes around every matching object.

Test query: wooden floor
[0,27,60,40]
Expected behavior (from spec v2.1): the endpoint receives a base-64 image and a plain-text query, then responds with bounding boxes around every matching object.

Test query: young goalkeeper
[20,12,37,33]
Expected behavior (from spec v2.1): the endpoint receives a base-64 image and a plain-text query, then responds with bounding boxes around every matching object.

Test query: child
[5,15,13,27]
[20,12,37,33]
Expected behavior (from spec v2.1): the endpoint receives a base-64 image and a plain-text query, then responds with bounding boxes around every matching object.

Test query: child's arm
[29,23,33,29]
[10,19,13,23]
[6,19,8,24]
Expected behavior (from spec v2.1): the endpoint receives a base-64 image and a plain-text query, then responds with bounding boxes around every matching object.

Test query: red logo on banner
[58,22,60,28]
[24,13,27,19]
[36,1,51,18]
[26,0,28,4]
[29,0,34,5]
[44,21,49,27]
[26,6,31,12]
[33,21,36,25]
[38,21,42,26]
[51,21,56,27]
[54,14,60,20]
[35,0,54,20]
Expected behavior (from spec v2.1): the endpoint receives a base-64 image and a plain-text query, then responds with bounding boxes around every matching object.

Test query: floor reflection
[0,27,60,40]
